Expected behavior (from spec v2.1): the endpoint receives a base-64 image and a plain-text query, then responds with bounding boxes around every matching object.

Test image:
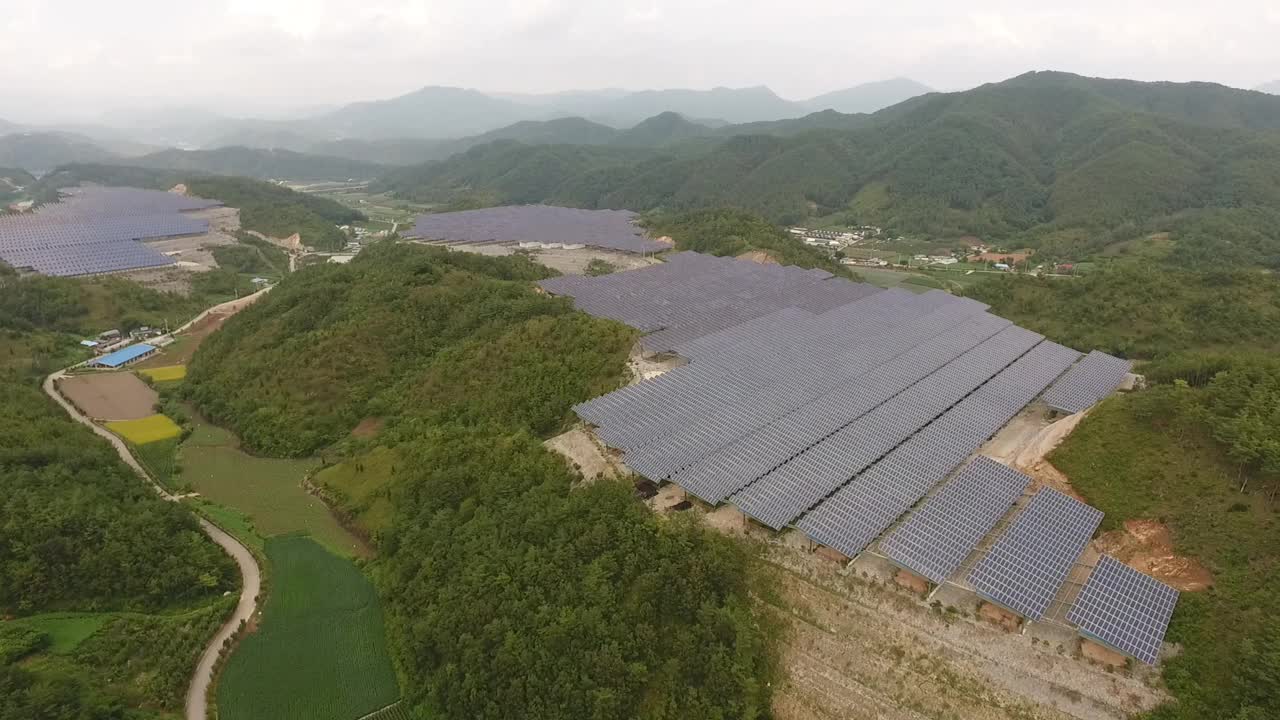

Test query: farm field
[180,417,365,558]
[216,535,400,720]
[106,413,183,444]
[854,267,937,293]
[58,372,157,420]
[139,364,187,382]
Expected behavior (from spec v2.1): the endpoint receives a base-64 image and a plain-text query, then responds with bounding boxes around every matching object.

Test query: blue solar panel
[0,187,218,277]
[407,205,668,253]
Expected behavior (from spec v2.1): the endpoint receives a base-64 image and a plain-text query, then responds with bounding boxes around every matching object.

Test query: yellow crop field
[106,414,183,445]
[138,365,187,382]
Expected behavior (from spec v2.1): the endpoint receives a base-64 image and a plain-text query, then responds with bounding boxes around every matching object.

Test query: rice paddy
[105,414,183,444]
[138,364,188,382]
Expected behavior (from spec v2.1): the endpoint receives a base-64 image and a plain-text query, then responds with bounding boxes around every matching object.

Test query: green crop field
[216,536,400,720]
[179,419,363,558]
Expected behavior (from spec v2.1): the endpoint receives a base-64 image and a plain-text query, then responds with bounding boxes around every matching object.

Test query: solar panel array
[551,251,1177,646]
[0,187,218,276]
[542,251,881,352]
[405,204,668,253]
[794,340,1082,557]
[878,457,1030,583]
[1067,556,1179,664]
[1041,350,1132,414]
[967,488,1104,620]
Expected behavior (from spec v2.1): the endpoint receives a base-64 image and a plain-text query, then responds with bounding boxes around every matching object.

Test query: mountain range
[2,79,935,152]
[373,71,1280,266]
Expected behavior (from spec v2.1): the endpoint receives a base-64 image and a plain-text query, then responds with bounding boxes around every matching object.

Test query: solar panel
[879,457,1031,584]
[726,325,1041,529]
[0,187,219,277]
[1067,555,1179,664]
[967,488,1103,620]
[1041,350,1132,413]
[406,205,669,253]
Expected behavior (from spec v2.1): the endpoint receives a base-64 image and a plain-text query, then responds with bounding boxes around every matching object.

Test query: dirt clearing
[737,250,780,264]
[1094,520,1214,591]
[545,426,626,482]
[58,372,158,420]
[763,550,1167,720]
[423,242,662,275]
[134,313,227,368]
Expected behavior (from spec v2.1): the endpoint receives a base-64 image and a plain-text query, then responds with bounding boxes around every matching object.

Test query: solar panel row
[600,291,978,459]
[1042,350,1133,414]
[968,487,1104,620]
[729,325,1043,529]
[878,456,1032,584]
[795,339,1082,558]
[540,252,864,341]
[0,187,219,277]
[406,204,668,253]
[1067,556,1179,664]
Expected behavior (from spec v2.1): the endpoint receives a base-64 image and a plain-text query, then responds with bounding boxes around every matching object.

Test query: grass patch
[138,364,187,382]
[216,536,399,720]
[12,613,109,654]
[106,414,182,444]
[1051,391,1280,718]
[313,446,400,537]
[179,420,361,558]
[188,498,266,555]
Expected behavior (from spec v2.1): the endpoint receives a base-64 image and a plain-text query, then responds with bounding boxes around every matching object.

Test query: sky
[3,0,1279,124]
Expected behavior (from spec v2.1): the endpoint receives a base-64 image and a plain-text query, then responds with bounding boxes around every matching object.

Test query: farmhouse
[89,343,158,369]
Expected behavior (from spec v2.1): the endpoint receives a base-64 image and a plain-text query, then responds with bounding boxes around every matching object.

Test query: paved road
[43,370,261,720]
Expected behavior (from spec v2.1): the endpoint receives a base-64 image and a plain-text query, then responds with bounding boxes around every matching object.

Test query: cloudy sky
[4,0,1279,123]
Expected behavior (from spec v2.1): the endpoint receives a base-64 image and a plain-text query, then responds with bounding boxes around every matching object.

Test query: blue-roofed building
[89,343,158,368]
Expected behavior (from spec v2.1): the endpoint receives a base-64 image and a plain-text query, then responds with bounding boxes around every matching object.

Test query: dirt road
[43,369,261,720]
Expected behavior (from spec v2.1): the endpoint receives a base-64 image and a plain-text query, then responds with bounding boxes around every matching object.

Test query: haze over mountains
[0,79,933,155]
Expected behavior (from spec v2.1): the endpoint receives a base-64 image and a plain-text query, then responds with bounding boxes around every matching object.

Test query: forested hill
[181,244,780,718]
[372,72,1280,264]
[119,146,387,181]
[1,270,239,716]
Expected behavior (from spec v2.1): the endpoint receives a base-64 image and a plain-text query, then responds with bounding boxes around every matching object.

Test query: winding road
[43,289,273,720]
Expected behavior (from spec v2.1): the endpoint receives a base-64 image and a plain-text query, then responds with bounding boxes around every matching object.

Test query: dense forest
[966,264,1280,358]
[0,273,238,717]
[647,208,851,274]
[182,245,781,718]
[372,72,1280,267]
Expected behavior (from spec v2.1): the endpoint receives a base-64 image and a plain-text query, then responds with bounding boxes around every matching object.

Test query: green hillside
[123,146,386,181]
[180,244,780,719]
[373,72,1280,266]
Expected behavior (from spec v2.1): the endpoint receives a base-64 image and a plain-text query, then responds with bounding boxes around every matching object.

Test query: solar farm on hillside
[405,205,670,253]
[0,187,220,276]
[542,251,1177,665]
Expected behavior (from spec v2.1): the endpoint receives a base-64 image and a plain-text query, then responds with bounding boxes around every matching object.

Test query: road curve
[43,370,262,720]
